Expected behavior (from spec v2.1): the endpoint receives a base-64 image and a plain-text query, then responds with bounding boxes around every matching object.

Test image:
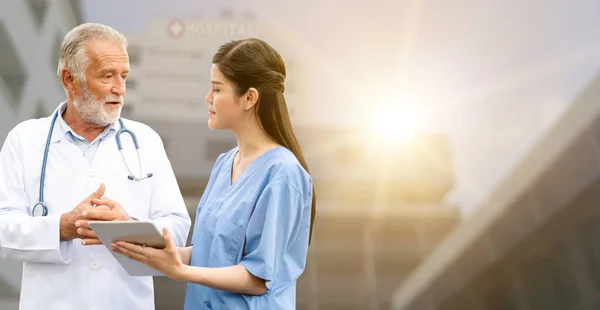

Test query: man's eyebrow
[98,68,130,75]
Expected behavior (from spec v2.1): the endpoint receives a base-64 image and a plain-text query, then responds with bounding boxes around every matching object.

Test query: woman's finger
[114,241,143,253]
[163,228,176,250]
[112,243,146,263]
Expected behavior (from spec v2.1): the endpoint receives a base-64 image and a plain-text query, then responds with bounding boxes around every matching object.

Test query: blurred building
[0,0,82,308]
[294,128,460,310]
[0,0,82,138]
[124,17,307,120]
[392,71,600,309]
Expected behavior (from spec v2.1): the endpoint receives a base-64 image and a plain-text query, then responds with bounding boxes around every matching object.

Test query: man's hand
[77,198,134,246]
[59,183,106,242]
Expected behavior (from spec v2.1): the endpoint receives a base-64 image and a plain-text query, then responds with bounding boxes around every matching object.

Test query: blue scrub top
[184,146,313,310]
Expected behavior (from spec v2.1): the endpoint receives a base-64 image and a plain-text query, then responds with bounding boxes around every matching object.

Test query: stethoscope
[32,111,153,217]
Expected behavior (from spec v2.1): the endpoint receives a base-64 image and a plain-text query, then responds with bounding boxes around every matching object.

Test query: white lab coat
[0,104,191,310]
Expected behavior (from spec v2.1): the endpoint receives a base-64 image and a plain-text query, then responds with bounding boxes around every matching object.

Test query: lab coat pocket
[208,219,245,267]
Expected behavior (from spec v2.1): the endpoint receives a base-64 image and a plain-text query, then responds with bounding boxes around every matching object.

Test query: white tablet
[89,220,166,276]
[89,220,166,249]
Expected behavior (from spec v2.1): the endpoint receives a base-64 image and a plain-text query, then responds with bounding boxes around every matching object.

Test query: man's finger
[75,219,90,229]
[82,239,103,246]
[82,210,116,221]
[93,204,112,211]
[85,183,105,203]
[92,198,115,209]
[77,227,98,239]
[94,205,111,211]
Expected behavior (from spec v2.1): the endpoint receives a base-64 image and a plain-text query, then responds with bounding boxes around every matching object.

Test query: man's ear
[61,68,77,97]
[243,88,259,111]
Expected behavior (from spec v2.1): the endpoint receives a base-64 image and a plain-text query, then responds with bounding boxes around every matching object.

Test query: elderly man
[0,23,191,310]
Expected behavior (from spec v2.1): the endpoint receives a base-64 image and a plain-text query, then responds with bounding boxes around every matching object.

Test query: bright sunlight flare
[370,103,426,141]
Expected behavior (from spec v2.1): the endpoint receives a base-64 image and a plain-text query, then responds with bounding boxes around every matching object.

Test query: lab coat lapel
[42,139,89,216]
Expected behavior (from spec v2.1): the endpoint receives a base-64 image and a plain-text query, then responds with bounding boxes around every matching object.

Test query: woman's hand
[111,228,187,280]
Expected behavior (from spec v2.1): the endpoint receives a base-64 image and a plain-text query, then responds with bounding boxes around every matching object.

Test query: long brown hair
[212,38,316,244]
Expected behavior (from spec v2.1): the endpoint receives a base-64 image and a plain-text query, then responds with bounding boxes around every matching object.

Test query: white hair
[57,23,128,82]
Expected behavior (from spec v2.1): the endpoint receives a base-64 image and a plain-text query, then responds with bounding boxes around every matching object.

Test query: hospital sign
[167,19,249,38]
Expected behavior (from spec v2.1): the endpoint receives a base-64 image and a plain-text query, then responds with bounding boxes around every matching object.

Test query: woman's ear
[243,88,259,111]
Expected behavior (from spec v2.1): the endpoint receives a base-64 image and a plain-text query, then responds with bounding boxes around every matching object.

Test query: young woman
[111,38,316,309]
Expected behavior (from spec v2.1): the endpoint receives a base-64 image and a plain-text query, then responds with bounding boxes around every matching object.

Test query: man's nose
[112,78,126,96]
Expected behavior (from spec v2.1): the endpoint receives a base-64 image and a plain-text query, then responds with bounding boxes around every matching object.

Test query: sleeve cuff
[240,259,274,289]
[1,214,73,264]
[48,215,72,264]
[58,239,73,264]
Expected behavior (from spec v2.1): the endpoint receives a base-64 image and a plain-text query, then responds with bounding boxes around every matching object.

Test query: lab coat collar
[47,101,120,144]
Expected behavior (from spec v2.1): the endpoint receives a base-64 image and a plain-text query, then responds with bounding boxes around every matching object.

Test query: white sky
[82,0,600,217]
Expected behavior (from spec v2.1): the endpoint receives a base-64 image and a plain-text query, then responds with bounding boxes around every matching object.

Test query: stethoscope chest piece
[32,202,48,217]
